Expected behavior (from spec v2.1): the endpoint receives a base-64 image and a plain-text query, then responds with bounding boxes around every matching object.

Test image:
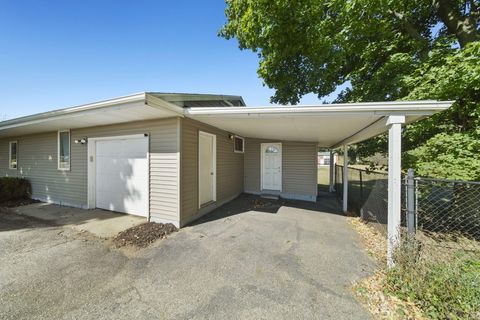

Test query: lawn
[318,166,330,192]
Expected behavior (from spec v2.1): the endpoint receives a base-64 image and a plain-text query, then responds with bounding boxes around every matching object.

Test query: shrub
[386,247,480,319]
[0,177,32,202]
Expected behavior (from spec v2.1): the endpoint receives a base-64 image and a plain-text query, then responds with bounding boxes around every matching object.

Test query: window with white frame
[234,135,244,153]
[9,141,17,169]
[58,130,70,170]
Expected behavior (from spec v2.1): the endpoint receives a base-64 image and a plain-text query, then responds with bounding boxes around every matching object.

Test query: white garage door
[95,136,149,217]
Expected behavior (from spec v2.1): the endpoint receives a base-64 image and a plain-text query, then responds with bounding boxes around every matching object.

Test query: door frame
[87,134,150,214]
[260,142,282,192]
[198,131,217,208]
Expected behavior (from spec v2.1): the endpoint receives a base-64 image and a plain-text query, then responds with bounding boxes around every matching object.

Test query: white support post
[387,115,405,267]
[329,150,335,192]
[342,145,348,213]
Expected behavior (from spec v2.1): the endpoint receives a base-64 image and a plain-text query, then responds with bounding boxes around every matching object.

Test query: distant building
[318,151,337,166]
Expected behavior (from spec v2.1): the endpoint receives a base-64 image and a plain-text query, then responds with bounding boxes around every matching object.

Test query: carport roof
[184,101,452,147]
[0,92,452,147]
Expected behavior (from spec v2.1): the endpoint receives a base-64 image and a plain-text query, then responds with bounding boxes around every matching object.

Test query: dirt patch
[113,222,177,248]
[0,198,40,208]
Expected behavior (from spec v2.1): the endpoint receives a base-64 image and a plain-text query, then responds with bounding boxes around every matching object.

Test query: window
[58,130,70,170]
[9,141,17,169]
[234,136,244,153]
[265,146,279,153]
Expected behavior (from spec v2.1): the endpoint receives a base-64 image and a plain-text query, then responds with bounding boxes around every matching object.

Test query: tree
[220,0,480,179]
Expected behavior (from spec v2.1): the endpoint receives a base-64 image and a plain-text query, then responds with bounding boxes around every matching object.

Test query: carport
[185,100,453,265]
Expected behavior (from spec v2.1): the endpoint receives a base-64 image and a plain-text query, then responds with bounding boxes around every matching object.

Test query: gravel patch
[113,222,177,248]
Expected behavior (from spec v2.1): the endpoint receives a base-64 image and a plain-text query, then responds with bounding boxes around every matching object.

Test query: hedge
[0,177,32,202]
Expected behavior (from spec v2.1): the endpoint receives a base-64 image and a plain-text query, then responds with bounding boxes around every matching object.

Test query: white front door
[198,131,216,207]
[95,136,149,217]
[261,143,282,191]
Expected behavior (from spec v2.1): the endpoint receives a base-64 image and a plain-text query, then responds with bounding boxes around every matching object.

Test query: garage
[88,134,149,217]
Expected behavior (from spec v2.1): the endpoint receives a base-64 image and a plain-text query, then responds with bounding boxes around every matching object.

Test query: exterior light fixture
[74,137,88,144]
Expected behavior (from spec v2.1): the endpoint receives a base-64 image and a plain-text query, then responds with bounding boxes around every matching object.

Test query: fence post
[406,168,415,236]
[359,170,364,219]
[359,170,364,202]
[342,145,349,213]
[329,150,335,192]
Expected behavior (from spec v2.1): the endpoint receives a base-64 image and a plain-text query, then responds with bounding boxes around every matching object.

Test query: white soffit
[185,101,453,147]
[0,93,183,138]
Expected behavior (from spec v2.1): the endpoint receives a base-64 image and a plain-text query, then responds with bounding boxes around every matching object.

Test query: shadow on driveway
[191,191,345,226]
[0,202,145,237]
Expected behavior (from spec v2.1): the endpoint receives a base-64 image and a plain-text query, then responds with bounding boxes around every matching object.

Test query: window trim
[9,141,18,170]
[233,135,245,154]
[57,130,71,171]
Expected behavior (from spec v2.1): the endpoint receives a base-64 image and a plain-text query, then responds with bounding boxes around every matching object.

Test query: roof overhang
[0,93,185,138]
[185,100,453,148]
[0,94,453,147]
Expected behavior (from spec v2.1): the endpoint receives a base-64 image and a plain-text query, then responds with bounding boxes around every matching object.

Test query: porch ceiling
[185,101,453,148]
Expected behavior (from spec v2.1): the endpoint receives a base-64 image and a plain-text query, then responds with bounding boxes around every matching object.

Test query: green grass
[386,248,480,319]
[317,166,330,192]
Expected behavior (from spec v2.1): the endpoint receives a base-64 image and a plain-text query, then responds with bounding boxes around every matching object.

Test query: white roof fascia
[185,100,453,117]
[0,92,147,131]
[145,93,186,117]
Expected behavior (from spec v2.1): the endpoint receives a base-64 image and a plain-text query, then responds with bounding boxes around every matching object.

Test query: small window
[234,136,244,153]
[265,146,279,153]
[58,130,70,170]
[9,141,17,169]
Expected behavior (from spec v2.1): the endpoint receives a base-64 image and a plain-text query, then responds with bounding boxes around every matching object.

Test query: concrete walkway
[0,194,374,320]
[4,202,146,237]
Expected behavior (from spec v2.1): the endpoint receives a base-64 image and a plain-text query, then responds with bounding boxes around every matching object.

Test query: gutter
[0,93,146,130]
[185,101,453,116]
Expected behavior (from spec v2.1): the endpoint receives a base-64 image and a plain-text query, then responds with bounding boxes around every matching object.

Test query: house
[0,93,452,234]
[317,151,337,166]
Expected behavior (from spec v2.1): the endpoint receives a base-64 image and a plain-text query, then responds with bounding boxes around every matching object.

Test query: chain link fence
[335,165,392,234]
[414,177,480,262]
[335,165,480,262]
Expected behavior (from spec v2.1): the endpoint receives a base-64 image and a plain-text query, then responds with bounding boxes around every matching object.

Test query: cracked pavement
[0,194,374,320]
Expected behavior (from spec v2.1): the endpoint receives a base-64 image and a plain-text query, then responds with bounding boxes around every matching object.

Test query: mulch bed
[113,222,178,248]
[0,198,40,208]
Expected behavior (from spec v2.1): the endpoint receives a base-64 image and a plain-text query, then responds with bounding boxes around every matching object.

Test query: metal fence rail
[335,165,480,263]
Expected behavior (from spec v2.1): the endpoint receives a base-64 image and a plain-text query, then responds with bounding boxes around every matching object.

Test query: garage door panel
[95,137,149,217]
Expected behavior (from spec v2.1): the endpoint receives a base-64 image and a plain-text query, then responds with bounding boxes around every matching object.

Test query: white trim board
[87,133,150,219]
[57,129,71,171]
[260,142,282,192]
[8,140,18,170]
[198,131,217,208]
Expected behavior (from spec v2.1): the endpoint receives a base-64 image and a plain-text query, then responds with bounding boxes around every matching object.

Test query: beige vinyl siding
[180,118,244,226]
[0,118,180,225]
[0,132,84,206]
[244,138,318,202]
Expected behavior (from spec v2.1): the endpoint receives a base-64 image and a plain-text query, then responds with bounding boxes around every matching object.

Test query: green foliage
[406,133,480,180]
[221,0,480,179]
[0,177,31,202]
[386,252,480,319]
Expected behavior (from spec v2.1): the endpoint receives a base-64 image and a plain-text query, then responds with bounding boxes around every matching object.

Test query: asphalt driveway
[0,194,374,320]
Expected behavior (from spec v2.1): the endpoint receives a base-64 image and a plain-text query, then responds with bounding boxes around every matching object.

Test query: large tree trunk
[434,0,480,47]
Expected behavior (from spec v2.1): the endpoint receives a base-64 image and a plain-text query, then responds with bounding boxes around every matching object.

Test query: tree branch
[433,0,480,47]
[388,10,430,59]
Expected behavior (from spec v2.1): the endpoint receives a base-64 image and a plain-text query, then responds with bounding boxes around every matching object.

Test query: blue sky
[0,0,344,120]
